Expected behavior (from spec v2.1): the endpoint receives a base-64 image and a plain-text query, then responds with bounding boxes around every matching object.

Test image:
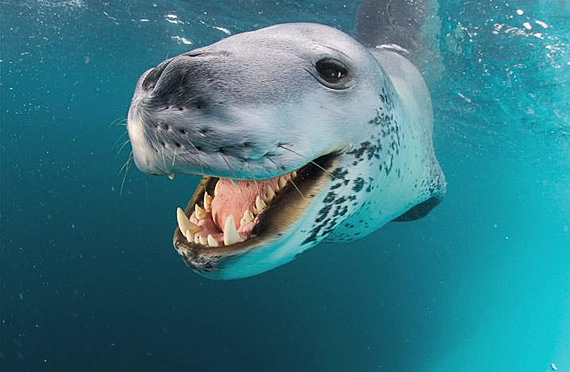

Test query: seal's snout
[141,58,173,91]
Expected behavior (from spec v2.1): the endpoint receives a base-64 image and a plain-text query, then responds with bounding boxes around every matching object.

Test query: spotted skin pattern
[299,53,446,247]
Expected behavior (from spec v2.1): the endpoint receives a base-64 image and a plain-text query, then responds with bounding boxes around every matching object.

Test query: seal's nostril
[142,59,173,91]
[182,51,204,58]
[193,98,208,110]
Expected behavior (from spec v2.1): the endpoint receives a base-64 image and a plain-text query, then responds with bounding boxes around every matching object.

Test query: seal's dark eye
[315,59,348,87]
[316,60,346,82]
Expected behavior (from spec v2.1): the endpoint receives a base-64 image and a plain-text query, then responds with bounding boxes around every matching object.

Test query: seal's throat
[174,153,338,253]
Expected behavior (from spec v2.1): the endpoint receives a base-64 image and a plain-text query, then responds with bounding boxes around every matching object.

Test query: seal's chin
[173,153,338,275]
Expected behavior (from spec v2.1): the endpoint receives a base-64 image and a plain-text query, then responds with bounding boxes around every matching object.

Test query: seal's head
[127,23,446,279]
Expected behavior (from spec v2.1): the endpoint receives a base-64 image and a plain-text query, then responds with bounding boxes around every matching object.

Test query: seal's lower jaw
[173,153,339,279]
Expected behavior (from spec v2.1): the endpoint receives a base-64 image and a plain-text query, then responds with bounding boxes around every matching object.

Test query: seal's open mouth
[174,153,338,257]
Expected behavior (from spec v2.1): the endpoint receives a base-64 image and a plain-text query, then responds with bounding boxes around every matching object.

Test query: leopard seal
[127,16,446,279]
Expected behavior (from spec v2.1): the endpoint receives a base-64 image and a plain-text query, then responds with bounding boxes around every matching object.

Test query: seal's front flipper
[392,196,442,222]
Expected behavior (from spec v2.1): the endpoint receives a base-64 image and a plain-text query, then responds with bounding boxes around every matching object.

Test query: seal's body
[127,3,446,279]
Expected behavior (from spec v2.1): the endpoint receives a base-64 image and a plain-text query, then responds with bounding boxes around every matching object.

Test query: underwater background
[1,0,569,371]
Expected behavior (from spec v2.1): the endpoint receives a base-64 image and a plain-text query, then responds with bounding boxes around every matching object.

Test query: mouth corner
[171,152,341,272]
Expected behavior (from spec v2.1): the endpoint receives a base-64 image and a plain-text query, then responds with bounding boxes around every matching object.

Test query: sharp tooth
[254,195,267,214]
[278,176,287,189]
[199,236,207,245]
[240,209,254,226]
[203,192,213,212]
[292,171,297,178]
[194,204,207,220]
[194,235,200,244]
[177,207,200,237]
[207,234,219,247]
[223,215,240,245]
[184,229,192,242]
[214,180,221,196]
[168,174,175,180]
[264,186,275,202]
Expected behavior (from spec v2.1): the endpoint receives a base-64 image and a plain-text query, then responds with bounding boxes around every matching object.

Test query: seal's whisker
[277,144,338,179]
[118,152,132,176]
[115,139,131,157]
[148,125,166,168]
[245,160,260,191]
[171,147,177,166]
[108,117,127,128]
[265,155,291,177]
[220,152,246,200]
[112,131,128,150]
[186,139,206,177]
[265,155,284,172]
[120,151,133,196]
[152,126,168,170]
[159,145,167,169]
[266,155,306,200]
[289,178,306,200]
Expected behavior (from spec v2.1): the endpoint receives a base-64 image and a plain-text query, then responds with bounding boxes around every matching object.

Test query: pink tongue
[211,178,279,231]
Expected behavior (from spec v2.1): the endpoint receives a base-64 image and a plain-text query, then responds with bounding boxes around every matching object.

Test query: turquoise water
[1,0,569,371]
